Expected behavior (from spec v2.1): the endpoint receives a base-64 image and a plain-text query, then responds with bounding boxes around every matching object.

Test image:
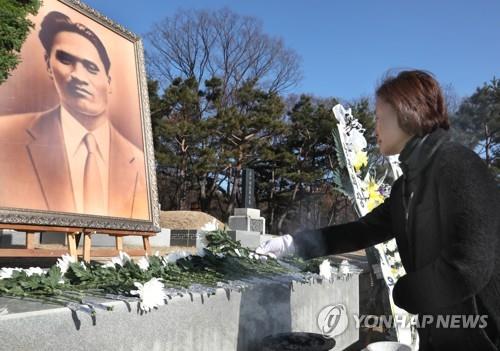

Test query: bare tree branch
[146,7,302,103]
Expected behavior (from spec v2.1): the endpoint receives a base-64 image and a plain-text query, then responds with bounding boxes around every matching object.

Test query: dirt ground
[159,211,224,230]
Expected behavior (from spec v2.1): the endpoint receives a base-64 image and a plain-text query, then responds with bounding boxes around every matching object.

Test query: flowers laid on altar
[0,267,23,280]
[106,251,132,267]
[162,251,190,265]
[0,229,348,318]
[56,254,77,275]
[319,259,333,281]
[137,256,150,271]
[196,218,221,257]
[24,267,45,276]
[0,267,46,279]
[200,219,219,232]
[130,278,167,312]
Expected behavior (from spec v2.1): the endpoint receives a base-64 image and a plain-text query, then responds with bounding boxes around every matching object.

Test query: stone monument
[227,168,265,248]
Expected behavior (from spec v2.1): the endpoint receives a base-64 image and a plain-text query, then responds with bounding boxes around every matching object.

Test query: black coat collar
[399,128,450,181]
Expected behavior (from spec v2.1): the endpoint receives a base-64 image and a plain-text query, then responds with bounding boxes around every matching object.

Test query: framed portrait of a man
[0,0,160,232]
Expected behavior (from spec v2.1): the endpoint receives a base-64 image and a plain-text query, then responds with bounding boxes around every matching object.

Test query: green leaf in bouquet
[44,266,63,289]
[331,128,347,169]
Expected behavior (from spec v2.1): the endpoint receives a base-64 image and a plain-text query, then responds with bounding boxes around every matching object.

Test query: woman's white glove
[255,234,295,259]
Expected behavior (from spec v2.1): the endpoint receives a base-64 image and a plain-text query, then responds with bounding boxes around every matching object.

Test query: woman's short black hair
[376,69,450,136]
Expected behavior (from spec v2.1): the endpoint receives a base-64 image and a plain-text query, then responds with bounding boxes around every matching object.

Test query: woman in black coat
[257,70,500,350]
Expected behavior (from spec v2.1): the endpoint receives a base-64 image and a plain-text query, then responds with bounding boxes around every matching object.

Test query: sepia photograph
[0,0,156,225]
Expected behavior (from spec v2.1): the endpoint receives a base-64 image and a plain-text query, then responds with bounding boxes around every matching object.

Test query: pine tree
[451,78,500,183]
[0,0,40,84]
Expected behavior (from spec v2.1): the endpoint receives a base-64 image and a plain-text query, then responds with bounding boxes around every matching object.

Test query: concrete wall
[0,275,359,351]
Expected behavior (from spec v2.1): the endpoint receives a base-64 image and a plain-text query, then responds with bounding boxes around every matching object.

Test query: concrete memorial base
[0,274,359,350]
[227,230,261,250]
[228,208,266,235]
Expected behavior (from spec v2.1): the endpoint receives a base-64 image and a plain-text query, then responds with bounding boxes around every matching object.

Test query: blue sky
[83,0,499,101]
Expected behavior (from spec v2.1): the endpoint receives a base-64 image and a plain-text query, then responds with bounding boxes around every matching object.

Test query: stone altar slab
[0,274,359,350]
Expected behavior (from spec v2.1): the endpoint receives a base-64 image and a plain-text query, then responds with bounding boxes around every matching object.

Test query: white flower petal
[349,128,367,153]
[267,252,277,260]
[163,251,190,265]
[200,219,218,232]
[339,259,351,275]
[0,267,23,280]
[137,257,150,271]
[24,267,44,277]
[130,278,167,312]
[56,254,77,275]
[102,262,115,269]
[110,251,132,267]
[319,259,333,280]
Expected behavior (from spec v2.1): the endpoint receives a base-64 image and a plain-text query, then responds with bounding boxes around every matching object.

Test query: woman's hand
[255,234,295,259]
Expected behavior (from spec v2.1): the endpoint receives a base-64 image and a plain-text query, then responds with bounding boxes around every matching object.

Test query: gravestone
[242,168,256,208]
[228,168,266,247]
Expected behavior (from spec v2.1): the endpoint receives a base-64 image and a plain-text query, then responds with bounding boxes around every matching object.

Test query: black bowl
[261,332,336,351]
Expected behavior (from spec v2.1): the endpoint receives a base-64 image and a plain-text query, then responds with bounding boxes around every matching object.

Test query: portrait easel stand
[0,224,153,262]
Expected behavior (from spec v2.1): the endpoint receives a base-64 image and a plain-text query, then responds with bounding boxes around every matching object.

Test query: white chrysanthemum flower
[349,128,367,153]
[332,104,348,127]
[267,252,277,260]
[196,219,218,258]
[249,252,261,260]
[137,256,150,271]
[102,262,115,268]
[102,251,132,268]
[200,219,218,232]
[24,267,44,277]
[0,267,23,280]
[319,259,333,280]
[130,278,167,312]
[56,254,77,275]
[163,251,190,265]
[339,259,351,275]
[111,251,131,267]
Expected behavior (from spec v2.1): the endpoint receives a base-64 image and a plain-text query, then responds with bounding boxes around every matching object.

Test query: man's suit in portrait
[0,106,149,219]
